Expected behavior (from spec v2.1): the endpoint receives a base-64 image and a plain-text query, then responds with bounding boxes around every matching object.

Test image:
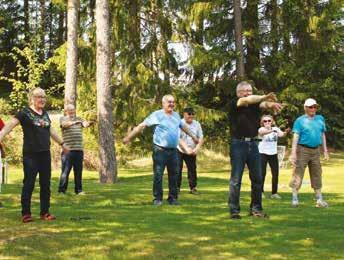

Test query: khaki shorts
[289,145,322,190]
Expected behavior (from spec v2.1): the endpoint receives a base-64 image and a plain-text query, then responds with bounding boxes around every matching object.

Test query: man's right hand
[123,137,130,145]
[264,92,278,102]
[289,153,297,167]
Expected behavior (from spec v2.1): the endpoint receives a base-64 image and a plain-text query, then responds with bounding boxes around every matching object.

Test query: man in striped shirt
[58,104,91,195]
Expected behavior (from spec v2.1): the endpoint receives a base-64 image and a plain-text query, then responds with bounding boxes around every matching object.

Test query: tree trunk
[233,0,245,78]
[24,0,30,42]
[96,0,117,183]
[57,8,65,46]
[245,0,260,83]
[64,0,79,108]
[39,0,46,60]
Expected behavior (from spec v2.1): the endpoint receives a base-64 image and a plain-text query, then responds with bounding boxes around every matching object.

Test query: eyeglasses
[34,95,46,99]
[187,113,195,116]
[167,100,175,104]
[263,120,272,123]
[307,105,317,109]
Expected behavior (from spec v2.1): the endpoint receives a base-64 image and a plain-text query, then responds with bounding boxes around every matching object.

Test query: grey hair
[236,81,252,94]
[65,104,75,111]
[28,87,46,105]
[162,94,174,104]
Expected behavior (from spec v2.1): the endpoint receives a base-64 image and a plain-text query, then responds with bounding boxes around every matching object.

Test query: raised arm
[123,122,147,144]
[0,118,20,142]
[237,92,277,107]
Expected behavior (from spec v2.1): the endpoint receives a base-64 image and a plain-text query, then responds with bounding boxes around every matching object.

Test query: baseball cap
[304,98,317,107]
[183,107,195,114]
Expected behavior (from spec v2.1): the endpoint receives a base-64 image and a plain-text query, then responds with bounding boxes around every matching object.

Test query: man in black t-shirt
[228,81,282,219]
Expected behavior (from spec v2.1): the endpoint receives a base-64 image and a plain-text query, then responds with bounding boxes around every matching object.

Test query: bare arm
[259,101,283,114]
[322,133,329,160]
[192,137,204,155]
[179,139,192,154]
[123,122,147,144]
[258,127,274,136]
[237,92,277,107]
[0,118,20,142]
[181,125,199,144]
[289,133,299,167]
[50,127,69,154]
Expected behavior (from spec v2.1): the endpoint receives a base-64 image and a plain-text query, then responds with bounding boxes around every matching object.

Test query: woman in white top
[258,115,289,199]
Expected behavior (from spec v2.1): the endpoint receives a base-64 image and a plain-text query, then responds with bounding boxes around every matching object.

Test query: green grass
[1,152,344,259]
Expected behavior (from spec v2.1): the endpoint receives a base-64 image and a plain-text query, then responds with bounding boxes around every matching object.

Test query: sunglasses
[307,105,317,109]
[263,119,272,123]
[187,112,195,116]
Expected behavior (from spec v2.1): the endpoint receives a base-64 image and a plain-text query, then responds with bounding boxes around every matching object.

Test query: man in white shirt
[177,107,204,194]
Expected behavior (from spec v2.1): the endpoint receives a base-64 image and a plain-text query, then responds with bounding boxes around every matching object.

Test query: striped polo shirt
[60,116,84,151]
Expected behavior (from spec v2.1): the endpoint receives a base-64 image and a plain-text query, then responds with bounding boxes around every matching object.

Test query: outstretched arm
[0,118,20,142]
[123,122,147,144]
[237,92,277,107]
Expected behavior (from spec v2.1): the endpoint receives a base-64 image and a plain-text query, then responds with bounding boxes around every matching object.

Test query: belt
[233,137,259,142]
[153,144,176,150]
[298,144,319,149]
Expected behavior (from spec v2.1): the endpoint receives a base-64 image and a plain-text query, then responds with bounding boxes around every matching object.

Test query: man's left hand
[324,151,330,160]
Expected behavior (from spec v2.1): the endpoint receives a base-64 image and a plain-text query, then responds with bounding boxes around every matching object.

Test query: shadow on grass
[1,173,344,259]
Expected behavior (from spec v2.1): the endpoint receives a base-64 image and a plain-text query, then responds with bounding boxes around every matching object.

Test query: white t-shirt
[177,119,203,153]
[258,127,283,155]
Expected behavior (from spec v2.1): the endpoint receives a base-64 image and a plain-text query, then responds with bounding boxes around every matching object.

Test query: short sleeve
[292,118,301,134]
[197,122,203,138]
[143,111,159,127]
[0,118,4,130]
[320,115,326,132]
[15,110,25,124]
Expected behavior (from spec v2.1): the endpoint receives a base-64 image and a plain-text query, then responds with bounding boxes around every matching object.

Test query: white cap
[304,98,317,107]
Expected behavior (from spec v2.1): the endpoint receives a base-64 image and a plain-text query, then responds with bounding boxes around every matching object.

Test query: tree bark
[24,0,30,42]
[96,0,117,183]
[245,0,260,82]
[233,0,245,79]
[64,0,79,108]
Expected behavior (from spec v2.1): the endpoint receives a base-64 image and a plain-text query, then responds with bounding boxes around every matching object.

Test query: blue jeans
[152,145,178,201]
[58,150,84,194]
[228,139,263,214]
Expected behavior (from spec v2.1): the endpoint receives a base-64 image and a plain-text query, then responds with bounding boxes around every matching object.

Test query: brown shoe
[22,214,33,223]
[40,213,56,221]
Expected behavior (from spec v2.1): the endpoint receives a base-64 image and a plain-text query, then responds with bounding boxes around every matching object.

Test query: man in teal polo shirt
[123,95,197,205]
[289,98,329,208]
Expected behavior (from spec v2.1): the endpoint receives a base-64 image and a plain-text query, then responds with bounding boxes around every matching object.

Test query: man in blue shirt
[289,98,329,208]
[123,95,198,205]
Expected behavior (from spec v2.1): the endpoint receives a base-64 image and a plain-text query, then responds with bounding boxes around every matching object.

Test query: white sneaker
[271,194,282,199]
[316,199,328,208]
[292,198,299,207]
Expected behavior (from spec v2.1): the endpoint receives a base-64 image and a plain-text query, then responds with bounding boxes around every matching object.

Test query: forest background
[0,0,343,179]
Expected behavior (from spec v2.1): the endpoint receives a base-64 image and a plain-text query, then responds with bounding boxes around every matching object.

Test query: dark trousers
[58,150,84,194]
[152,145,178,201]
[260,153,279,194]
[22,151,51,216]
[177,151,197,190]
[229,139,263,214]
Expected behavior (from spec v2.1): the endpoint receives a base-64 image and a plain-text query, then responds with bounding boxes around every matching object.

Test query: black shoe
[249,211,269,219]
[168,199,180,205]
[189,188,199,195]
[230,213,241,219]
[153,199,163,206]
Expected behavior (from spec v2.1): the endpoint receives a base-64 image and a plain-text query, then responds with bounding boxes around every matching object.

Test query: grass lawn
[0,151,344,259]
